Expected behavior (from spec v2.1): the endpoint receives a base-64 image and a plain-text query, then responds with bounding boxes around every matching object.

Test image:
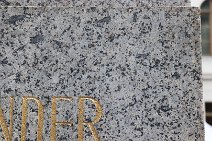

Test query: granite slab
[0,6,203,141]
[0,0,190,7]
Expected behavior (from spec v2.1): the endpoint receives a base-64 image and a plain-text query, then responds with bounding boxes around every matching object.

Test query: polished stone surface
[0,6,203,141]
[0,0,190,7]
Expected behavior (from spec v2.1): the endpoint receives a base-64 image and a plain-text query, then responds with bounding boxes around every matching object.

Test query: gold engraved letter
[78,97,103,141]
[21,96,44,141]
[0,97,14,141]
[50,97,73,141]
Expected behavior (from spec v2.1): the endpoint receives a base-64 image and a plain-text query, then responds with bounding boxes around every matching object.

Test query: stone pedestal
[0,0,190,6]
[0,0,204,141]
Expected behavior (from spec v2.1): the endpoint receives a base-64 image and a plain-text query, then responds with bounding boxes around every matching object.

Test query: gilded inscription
[0,96,103,141]
[0,97,14,141]
[21,97,44,141]
[78,97,103,141]
[50,97,73,141]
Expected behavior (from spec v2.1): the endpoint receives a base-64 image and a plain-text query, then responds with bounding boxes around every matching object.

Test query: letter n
[0,97,14,141]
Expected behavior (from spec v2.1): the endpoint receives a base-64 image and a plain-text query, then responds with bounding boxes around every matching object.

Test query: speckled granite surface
[0,6,203,141]
[0,0,190,7]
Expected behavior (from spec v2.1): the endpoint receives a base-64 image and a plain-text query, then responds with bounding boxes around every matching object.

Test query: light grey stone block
[0,6,203,141]
[0,0,190,7]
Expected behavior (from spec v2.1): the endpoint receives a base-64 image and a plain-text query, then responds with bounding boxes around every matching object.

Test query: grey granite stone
[0,6,203,141]
[0,0,190,7]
